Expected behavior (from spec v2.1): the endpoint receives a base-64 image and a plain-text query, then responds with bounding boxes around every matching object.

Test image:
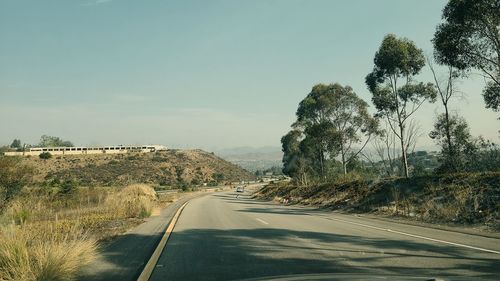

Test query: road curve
[149,189,500,281]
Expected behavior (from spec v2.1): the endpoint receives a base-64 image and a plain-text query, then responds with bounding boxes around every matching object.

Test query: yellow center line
[137,201,189,281]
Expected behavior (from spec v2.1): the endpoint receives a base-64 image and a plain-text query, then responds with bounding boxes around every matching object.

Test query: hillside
[22,149,255,186]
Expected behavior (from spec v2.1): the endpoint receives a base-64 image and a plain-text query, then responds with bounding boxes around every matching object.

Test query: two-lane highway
[149,189,500,281]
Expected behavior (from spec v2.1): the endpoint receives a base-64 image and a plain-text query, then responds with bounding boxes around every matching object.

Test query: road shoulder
[77,191,209,281]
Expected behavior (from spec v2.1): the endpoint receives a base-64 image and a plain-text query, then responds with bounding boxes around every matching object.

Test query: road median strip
[137,201,189,281]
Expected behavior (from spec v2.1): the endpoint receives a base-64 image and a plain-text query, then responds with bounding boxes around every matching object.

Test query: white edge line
[256,218,269,225]
[327,217,500,255]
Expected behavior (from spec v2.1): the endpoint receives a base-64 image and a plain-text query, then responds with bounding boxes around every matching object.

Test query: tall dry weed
[105,184,157,218]
[0,222,97,281]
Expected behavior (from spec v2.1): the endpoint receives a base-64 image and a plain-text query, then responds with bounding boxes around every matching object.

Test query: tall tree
[366,34,437,178]
[298,84,379,176]
[430,114,475,173]
[38,135,74,147]
[428,58,463,171]
[10,139,21,149]
[433,0,500,111]
[300,121,338,179]
[294,85,338,180]
[281,129,310,185]
[373,122,400,177]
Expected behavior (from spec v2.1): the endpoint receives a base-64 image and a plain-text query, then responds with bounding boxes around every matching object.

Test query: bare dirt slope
[23,149,254,186]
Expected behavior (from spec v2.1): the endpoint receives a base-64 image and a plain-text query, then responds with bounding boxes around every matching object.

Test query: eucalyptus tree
[300,121,338,179]
[281,129,310,185]
[430,114,475,173]
[38,135,74,147]
[433,0,500,112]
[296,83,379,177]
[366,34,437,178]
[428,58,463,172]
[281,129,301,180]
[10,139,21,149]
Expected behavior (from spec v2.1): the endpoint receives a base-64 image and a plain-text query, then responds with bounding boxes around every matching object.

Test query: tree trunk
[399,122,409,178]
[319,149,326,181]
[341,150,347,177]
[393,75,409,178]
[444,103,454,170]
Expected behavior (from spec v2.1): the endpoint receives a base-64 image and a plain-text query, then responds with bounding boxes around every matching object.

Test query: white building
[4,145,168,156]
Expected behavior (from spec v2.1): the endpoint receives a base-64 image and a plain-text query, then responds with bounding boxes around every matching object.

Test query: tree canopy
[430,114,475,172]
[10,139,21,149]
[38,135,74,147]
[282,83,378,182]
[366,34,437,178]
[433,0,500,110]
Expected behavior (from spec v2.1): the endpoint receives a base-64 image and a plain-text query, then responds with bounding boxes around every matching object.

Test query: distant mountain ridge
[214,146,283,172]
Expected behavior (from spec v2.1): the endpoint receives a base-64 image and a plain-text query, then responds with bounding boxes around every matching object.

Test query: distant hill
[214,146,283,172]
[22,149,255,186]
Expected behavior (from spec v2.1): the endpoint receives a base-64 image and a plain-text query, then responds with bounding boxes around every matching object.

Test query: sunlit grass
[0,223,97,281]
[0,184,162,280]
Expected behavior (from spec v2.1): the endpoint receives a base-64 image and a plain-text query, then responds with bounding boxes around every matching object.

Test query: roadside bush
[126,155,140,161]
[3,200,32,224]
[0,157,34,211]
[0,223,97,281]
[106,184,157,218]
[59,179,78,195]
[151,156,164,162]
[39,152,52,160]
[177,180,190,191]
[190,178,201,186]
[213,173,225,182]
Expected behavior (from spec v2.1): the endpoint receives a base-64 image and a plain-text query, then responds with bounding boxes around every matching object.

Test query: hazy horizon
[1,0,498,151]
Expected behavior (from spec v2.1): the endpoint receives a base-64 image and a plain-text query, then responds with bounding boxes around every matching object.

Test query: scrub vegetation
[0,165,173,281]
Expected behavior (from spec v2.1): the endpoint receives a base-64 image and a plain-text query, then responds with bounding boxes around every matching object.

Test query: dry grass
[105,184,157,218]
[2,184,158,236]
[0,222,96,281]
[0,184,163,280]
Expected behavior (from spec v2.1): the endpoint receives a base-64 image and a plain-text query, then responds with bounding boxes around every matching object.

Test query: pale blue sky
[0,0,498,150]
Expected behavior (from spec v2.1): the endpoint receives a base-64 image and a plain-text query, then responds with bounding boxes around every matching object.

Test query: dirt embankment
[22,149,255,186]
[256,172,500,230]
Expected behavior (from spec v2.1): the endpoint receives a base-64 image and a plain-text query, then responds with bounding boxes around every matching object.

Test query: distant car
[236,186,244,193]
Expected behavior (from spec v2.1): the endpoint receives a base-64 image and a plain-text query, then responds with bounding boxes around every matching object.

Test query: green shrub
[126,155,139,161]
[39,152,52,160]
[213,173,225,182]
[151,156,164,162]
[190,178,201,186]
[0,157,34,211]
[59,180,78,195]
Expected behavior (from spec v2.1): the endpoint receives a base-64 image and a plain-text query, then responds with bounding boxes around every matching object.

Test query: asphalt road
[149,188,500,281]
[78,192,209,281]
